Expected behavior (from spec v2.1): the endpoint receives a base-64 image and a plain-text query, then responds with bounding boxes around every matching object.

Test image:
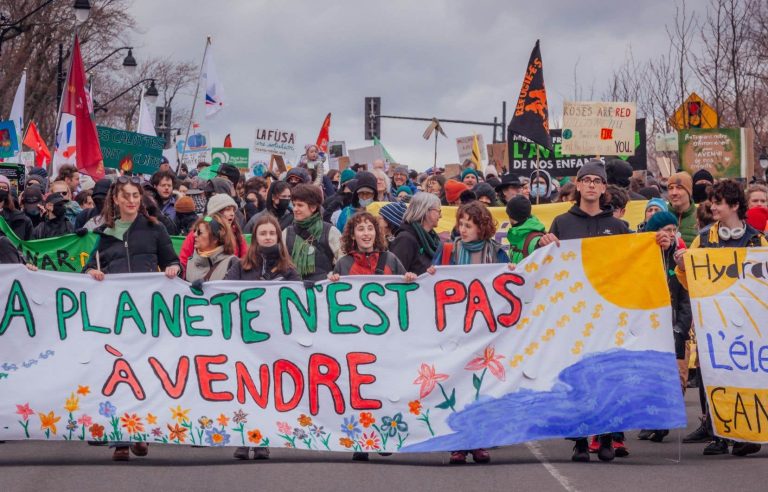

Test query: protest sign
[177,131,212,168]
[0,163,26,194]
[0,218,97,272]
[456,135,486,163]
[211,147,249,170]
[562,102,636,156]
[254,128,297,160]
[348,146,384,167]
[97,127,165,175]
[684,247,768,443]
[0,234,685,449]
[678,128,755,179]
[0,120,20,158]
[487,143,509,173]
[508,119,647,176]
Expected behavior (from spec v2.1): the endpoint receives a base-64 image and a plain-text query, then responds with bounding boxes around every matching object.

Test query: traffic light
[364,97,381,140]
[155,106,172,148]
[687,100,702,128]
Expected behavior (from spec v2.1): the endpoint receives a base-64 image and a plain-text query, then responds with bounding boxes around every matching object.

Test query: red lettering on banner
[235,361,270,407]
[308,353,345,415]
[347,352,382,410]
[195,354,233,402]
[434,280,467,331]
[274,359,304,412]
[148,356,190,399]
[103,358,146,400]
[493,273,525,327]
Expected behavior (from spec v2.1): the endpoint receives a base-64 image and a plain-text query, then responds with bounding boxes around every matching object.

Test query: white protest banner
[456,135,486,163]
[254,128,297,160]
[348,146,384,168]
[0,234,685,450]
[561,101,636,156]
[177,131,211,168]
[684,247,768,444]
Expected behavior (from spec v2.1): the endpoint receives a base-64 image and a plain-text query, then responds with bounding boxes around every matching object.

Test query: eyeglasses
[116,176,142,185]
[578,178,605,186]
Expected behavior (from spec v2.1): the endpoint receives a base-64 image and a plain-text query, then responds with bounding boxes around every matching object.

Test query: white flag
[202,44,225,119]
[9,70,26,147]
[137,93,157,136]
[52,113,77,176]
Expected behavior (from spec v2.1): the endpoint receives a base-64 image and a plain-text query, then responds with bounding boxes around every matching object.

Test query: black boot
[597,434,615,462]
[703,438,729,455]
[650,430,669,442]
[637,430,653,440]
[571,438,590,462]
[731,442,761,457]
[683,416,712,443]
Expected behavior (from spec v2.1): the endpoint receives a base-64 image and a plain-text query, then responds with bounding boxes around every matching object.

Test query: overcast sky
[127,0,703,171]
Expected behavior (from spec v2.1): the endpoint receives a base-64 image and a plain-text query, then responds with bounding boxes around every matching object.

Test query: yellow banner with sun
[685,247,768,443]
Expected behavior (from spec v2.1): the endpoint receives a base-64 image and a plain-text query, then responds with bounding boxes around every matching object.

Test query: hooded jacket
[506,215,546,263]
[529,169,554,204]
[245,184,294,233]
[668,201,698,247]
[549,205,630,240]
[1,209,33,241]
[335,172,377,232]
[33,214,74,239]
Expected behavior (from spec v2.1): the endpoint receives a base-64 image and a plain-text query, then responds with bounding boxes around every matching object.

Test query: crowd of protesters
[1,144,766,462]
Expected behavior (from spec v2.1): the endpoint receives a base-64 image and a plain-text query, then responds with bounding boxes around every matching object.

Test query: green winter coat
[668,201,698,247]
[506,215,546,264]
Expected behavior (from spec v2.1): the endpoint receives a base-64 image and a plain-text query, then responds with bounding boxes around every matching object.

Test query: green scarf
[291,213,324,276]
[412,222,441,259]
[454,239,496,265]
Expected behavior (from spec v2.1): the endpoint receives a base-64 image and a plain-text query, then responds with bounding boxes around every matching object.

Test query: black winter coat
[223,256,301,281]
[549,205,630,240]
[389,222,438,276]
[33,216,74,239]
[1,209,33,241]
[83,215,179,274]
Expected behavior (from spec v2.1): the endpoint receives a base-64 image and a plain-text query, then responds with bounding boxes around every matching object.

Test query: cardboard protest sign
[97,126,165,175]
[348,146,384,167]
[678,128,754,179]
[456,135,486,163]
[0,120,20,158]
[254,128,296,159]
[684,248,768,443]
[0,234,684,449]
[509,119,647,176]
[562,102,636,156]
[212,147,249,170]
[487,143,509,173]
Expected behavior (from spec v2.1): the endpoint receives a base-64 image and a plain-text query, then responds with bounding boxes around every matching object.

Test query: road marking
[525,442,579,492]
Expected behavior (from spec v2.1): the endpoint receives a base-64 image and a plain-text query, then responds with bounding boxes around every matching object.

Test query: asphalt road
[0,390,764,492]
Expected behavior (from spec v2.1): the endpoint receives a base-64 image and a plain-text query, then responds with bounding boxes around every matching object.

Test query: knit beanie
[644,211,679,232]
[79,174,96,192]
[692,169,714,184]
[395,185,413,196]
[506,195,532,224]
[645,197,668,212]
[175,196,196,214]
[576,159,607,182]
[461,168,479,181]
[444,180,468,203]
[340,168,356,185]
[668,172,693,198]
[206,193,237,216]
[0,175,10,187]
[379,201,408,232]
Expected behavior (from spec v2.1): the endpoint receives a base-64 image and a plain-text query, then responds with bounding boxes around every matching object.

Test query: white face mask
[359,198,374,208]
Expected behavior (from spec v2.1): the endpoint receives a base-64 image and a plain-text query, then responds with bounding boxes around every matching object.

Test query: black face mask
[25,206,40,217]
[340,191,353,207]
[258,243,281,259]
[692,183,709,204]
[0,190,8,203]
[275,198,291,213]
[53,203,67,218]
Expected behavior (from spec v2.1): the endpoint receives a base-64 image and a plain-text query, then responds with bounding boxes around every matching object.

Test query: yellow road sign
[669,92,718,130]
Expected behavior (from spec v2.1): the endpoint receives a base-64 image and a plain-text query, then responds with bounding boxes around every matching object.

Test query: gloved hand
[75,228,88,237]
[190,279,204,295]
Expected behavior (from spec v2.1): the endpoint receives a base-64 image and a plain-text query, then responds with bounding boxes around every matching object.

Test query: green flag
[373,136,396,164]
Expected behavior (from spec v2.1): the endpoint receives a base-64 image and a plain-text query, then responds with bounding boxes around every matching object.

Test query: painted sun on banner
[0,234,685,450]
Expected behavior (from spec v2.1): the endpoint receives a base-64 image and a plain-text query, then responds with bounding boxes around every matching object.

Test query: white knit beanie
[206,193,237,216]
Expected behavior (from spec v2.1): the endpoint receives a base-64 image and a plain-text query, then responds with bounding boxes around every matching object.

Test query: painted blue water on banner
[404,350,686,452]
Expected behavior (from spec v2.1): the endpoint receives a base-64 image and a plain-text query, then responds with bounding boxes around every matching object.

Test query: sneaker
[112,446,130,461]
[130,442,148,457]
[703,439,729,455]
[731,442,761,456]
[597,435,615,462]
[637,430,653,440]
[471,448,491,463]
[650,430,669,443]
[378,452,392,456]
[253,447,270,460]
[683,419,712,443]
[613,440,629,457]
[449,451,467,464]
[233,447,250,460]
[352,452,370,461]
[588,435,600,453]
[571,440,590,462]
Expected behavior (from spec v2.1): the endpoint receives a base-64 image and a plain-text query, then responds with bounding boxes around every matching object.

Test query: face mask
[359,198,374,208]
[25,206,40,217]
[0,190,8,203]
[530,184,548,198]
[258,243,281,258]
[53,203,67,218]
[276,198,291,212]
[692,183,709,204]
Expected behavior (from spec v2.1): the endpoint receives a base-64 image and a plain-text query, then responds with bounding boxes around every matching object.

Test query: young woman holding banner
[83,176,180,461]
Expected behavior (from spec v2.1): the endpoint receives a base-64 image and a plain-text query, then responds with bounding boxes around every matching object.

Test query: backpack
[510,231,544,259]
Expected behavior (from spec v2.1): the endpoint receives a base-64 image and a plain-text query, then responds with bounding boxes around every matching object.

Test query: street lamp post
[94,78,158,113]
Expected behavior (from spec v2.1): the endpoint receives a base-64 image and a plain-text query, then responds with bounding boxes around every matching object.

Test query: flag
[471,133,483,170]
[137,93,157,137]
[315,113,331,153]
[223,134,232,148]
[508,40,552,150]
[22,121,51,168]
[373,136,396,164]
[53,35,104,179]
[203,41,225,118]
[9,70,25,148]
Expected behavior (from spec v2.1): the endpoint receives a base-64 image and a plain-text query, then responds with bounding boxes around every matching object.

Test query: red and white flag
[315,113,331,153]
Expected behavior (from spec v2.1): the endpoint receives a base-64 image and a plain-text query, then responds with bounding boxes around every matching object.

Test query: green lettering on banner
[80,292,110,334]
[0,280,35,337]
[239,288,268,343]
[183,296,211,337]
[279,286,317,335]
[151,292,182,337]
[114,291,147,335]
[385,283,419,331]
[359,283,390,335]
[55,288,78,340]
[327,282,359,334]
[210,292,238,340]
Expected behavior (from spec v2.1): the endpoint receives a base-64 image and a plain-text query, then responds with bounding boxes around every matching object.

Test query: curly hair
[100,181,157,228]
[708,179,747,220]
[340,211,388,254]
[456,201,497,241]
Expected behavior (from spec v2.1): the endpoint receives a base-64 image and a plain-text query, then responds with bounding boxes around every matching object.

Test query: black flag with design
[507,40,552,150]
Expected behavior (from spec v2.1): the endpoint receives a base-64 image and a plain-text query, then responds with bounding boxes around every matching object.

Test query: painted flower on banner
[359,431,381,451]
[248,429,263,444]
[16,403,34,420]
[293,427,308,440]
[168,423,188,443]
[465,345,506,381]
[77,385,90,396]
[66,419,78,432]
[277,421,292,435]
[98,401,117,418]
[217,413,230,427]
[408,400,422,416]
[359,412,375,428]
[170,405,190,423]
[381,413,409,437]
[413,363,449,399]
[309,425,326,438]
[146,413,157,425]
[232,409,248,425]
[89,423,104,439]
[64,393,80,413]
[77,414,92,427]
[39,411,61,435]
[151,428,163,437]
[198,416,213,429]
[341,416,361,438]
[120,413,144,435]
[339,437,354,448]
[298,414,313,427]
[205,427,231,446]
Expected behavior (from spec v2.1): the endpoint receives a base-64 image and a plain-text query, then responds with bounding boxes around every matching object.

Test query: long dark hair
[240,214,295,273]
[101,180,157,228]
[340,211,388,254]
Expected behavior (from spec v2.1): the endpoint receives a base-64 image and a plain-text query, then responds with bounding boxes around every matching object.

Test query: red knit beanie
[444,179,468,204]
